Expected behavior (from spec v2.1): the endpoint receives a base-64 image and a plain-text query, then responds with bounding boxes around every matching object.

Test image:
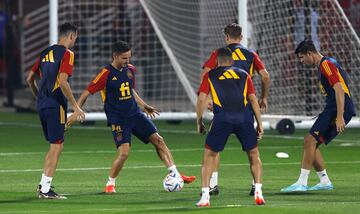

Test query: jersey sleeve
[59,50,74,76]
[87,69,110,94]
[127,64,137,89]
[197,72,210,95]
[31,58,41,76]
[319,60,340,86]
[252,51,265,71]
[202,50,218,69]
[246,74,256,96]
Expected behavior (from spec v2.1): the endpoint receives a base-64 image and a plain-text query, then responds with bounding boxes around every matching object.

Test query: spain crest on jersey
[127,70,133,79]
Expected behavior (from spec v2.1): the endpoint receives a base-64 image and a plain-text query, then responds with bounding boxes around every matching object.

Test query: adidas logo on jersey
[42,50,55,62]
[112,76,117,81]
[218,69,240,80]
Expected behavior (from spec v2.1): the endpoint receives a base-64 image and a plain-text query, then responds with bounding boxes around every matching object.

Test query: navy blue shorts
[110,113,157,147]
[205,121,257,152]
[39,106,66,144]
[310,111,353,145]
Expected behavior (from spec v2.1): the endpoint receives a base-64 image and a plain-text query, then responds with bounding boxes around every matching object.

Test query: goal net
[247,0,360,118]
[21,0,360,123]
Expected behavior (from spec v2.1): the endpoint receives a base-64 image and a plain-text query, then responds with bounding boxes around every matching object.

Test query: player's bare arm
[200,67,211,80]
[26,71,39,97]
[248,93,264,140]
[201,67,214,111]
[59,73,85,124]
[77,90,91,109]
[196,92,208,134]
[333,82,345,133]
[257,68,270,113]
[133,89,159,118]
[67,90,90,127]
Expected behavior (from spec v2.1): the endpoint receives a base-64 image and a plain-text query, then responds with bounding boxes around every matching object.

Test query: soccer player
[281,39,356,192]
[71,41,195,193]
[26,23,85,199]
[201,23,270,196]
[196,48,265,207]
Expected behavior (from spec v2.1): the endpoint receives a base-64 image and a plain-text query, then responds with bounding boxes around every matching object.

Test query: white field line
[1,161,360,173]
[0,146,304,156]
[1,139,360,157]
[0,201,360,214]
[1,121,359,144]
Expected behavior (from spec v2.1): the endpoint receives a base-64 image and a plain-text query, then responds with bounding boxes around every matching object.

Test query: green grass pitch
[0,112,359,213]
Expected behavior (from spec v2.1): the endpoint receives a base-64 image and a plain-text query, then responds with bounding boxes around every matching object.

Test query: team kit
[26,23,355,207]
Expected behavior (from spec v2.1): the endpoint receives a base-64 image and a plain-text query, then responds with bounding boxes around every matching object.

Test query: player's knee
[304,135,317,148]
[205,148,218,157]
[50,143,64,154]
[248,147,259,157]
[118,152,129,161]
[247,148,261,163]
[151,134,165,147]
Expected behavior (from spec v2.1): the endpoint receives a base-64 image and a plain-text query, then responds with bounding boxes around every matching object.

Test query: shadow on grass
[0,197,37,204]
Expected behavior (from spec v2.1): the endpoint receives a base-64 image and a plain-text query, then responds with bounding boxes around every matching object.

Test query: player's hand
[74,107,86,122]
[143,104,160,119]
[66,108,85,128]
[207,100,214,111]
[197,118,206,135]
[207,102,213,111]
[206,96,213,111]
[258,98,268,113]
[336,116,345,133]
[256,125,264,140]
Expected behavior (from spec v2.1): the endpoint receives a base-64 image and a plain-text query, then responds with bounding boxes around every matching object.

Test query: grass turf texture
[0,112,359,213]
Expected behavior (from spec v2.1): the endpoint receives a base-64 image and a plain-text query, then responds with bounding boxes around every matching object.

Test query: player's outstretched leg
[149,133,196,184]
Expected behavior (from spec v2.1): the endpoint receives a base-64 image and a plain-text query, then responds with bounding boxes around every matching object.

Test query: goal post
[21,0,360,128]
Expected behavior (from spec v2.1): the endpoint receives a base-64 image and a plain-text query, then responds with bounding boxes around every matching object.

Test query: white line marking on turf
[339,143,353,146]
[0,146,306,156]
[1,161,359,173]
[1,121,360,144]
[2,139,360,157]
[0,201,359,214]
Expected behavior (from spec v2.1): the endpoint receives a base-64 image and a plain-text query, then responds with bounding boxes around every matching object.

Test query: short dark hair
[217,48,233,64]
[59,22,78,37]
[223,23,242,39]
[112,41,131,55]
[295,39,318,54]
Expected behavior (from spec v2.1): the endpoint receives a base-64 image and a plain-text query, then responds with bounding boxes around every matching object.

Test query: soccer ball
[163,172,184,192]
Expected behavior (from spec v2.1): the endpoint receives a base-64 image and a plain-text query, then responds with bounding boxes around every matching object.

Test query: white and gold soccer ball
[163,172,184,192]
